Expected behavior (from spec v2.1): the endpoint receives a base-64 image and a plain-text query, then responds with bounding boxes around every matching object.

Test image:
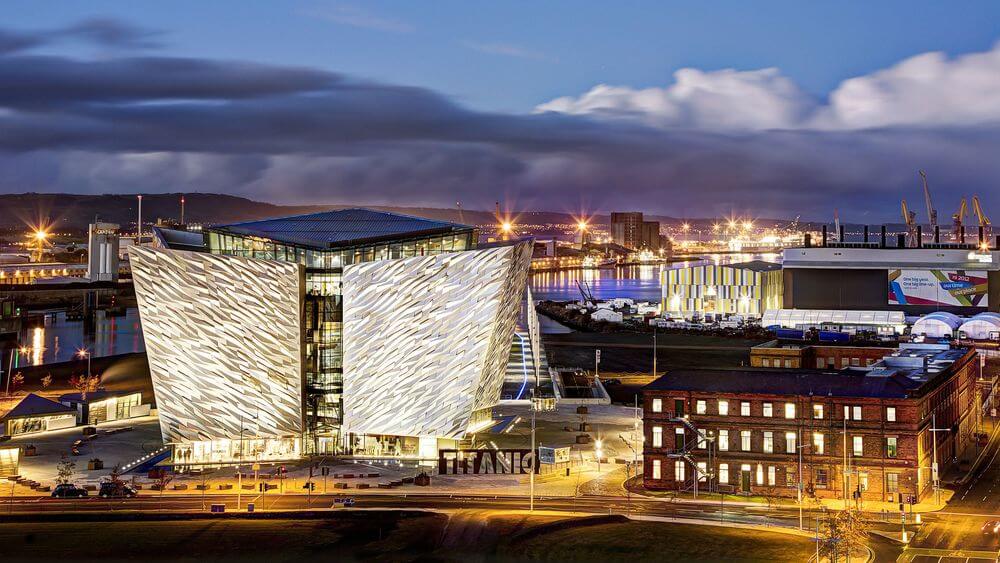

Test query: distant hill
[0,192,792,231]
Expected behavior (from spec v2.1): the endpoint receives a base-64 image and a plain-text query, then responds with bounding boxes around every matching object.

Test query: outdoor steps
[120,446,171,474]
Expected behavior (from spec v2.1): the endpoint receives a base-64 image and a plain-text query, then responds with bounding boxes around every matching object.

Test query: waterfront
[528,252,781,302]
[11,307,145,367]
[1,252,782,361]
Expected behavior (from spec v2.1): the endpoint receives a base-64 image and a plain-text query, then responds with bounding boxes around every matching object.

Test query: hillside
[0,192,790,231]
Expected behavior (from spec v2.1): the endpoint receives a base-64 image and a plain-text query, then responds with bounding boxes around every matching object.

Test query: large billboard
[888,269,988,307]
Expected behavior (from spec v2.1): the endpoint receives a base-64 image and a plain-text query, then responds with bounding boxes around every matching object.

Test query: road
[902,428,1000,562]
[1,491,802,526]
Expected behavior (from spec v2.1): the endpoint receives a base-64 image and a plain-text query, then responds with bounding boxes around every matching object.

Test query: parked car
[98,482,138,499]
[51,484,88,498]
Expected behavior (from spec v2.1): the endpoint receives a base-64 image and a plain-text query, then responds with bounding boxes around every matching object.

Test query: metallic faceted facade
[341,242,532,439]
[131,246,305,444]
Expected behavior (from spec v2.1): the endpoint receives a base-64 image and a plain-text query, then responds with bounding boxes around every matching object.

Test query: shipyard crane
[952,197,968,242]
[973,195,992,243]
[901,199,918,246]
[920,170,937,226]
[576,280,596,308]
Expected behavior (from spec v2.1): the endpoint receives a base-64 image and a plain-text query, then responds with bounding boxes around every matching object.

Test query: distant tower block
[87,222,121,282]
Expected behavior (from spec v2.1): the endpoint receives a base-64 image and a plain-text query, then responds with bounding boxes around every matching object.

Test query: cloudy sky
[3,1,1000,221]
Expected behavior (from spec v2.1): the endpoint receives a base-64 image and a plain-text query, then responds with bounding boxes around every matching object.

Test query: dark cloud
[0,33,997,221]
[57,18,164,50]
[0,30,44,54]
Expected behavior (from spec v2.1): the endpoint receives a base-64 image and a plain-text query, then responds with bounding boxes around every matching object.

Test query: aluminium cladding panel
[130,246,305,444]
[340,242,532,440]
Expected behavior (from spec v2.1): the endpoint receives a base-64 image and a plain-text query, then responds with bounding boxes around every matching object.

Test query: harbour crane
[901,199,917,246]
[920,170,937,226]
[576,280,597,308]
[952,197,968,242]
[973,195,992,243]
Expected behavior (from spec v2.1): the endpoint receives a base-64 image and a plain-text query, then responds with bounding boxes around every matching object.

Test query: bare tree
[69,373,101,401]
[819,510,871,562]
[56,455,76,485]
[8,373,24,396]
[151,469,173,498]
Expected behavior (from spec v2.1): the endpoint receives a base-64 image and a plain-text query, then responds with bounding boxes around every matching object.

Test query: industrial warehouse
[131,209,539,465]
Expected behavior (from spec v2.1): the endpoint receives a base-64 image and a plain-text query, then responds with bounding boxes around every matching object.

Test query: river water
[528,252,781,303]
[11,308,145,367]
[7,252,781,364]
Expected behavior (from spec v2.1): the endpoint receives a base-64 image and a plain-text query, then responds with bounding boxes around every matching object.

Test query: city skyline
[1,4,1000,220]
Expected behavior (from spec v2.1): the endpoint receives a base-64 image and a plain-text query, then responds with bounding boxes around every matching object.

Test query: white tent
[911,312,962,338]
[959,312,1000,340]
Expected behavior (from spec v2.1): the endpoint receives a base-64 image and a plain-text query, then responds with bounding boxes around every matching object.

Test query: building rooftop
[647,343,973,399]
[212,208,474,249]
[727,260,782,272]
[2,393,75,420]
[152,227,206,252]
[58,390,140,404]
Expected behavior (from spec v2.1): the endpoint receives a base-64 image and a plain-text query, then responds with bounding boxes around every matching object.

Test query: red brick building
[643,343,982,503]
[750,340,895,370]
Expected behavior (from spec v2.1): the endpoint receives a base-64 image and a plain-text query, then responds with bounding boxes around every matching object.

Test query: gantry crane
[901,200,918,246]
[973,195,992,243]
[920,170,937,226]
[953,197,968,242]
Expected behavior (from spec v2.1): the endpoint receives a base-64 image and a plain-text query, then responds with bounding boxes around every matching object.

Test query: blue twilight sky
[8,0,999,111]
[1,1,1000,220]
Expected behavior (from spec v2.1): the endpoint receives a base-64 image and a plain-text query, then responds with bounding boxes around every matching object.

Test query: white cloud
[300,5,414,33]
[462,41,556,63]
[536,41,1000,131]
[818,44,1000,129]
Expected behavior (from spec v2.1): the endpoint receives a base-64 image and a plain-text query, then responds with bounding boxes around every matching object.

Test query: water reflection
[529,252,781,302]
[14,308,145,366]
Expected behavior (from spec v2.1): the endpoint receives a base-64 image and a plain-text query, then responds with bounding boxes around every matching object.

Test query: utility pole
[529,392,536,512]
[136,194,143,244]
[843,416,849,509]
[238,412,244,511]
[798,429,807,530]
[595,349,600,380]
[930,412,946,506]
[652,324,657,377]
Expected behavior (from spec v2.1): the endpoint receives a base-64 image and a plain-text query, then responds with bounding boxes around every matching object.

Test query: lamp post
[797,431,811,530]
[595,439,603,473]
[77,348,91,379]
[5,347,29,398]
[529,392,537,512]
[929,412,949,506]
[652,324,657,377]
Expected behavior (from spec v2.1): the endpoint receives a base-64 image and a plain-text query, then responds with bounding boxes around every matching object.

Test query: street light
[796,431,811,530]
[5,347,30,397]
[595,439,604,473]
[76,348,91,379]
[928,411,949,506]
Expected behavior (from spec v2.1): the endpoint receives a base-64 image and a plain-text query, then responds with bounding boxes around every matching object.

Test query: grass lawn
[0,514,447,562]
[501,520,815,562]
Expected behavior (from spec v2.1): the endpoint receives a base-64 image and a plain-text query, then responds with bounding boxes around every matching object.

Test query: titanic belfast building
[132,209,536,464]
